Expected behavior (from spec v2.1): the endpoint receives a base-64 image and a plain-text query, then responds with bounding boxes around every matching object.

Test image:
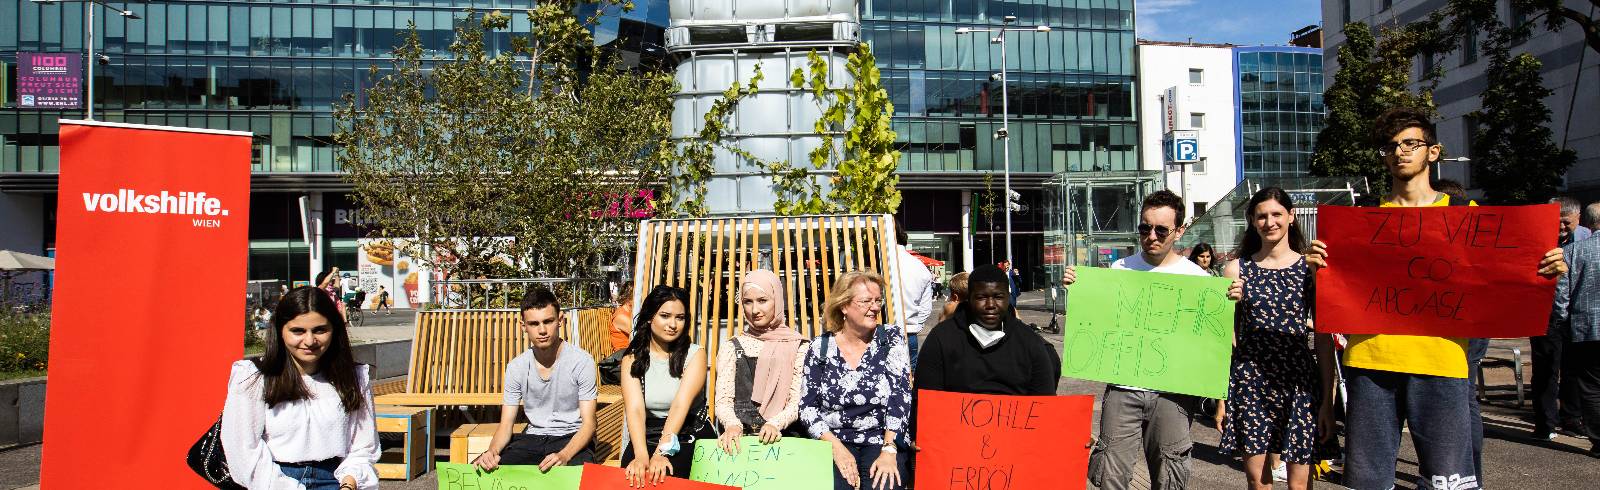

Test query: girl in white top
[222,286,380,490]
[619,285,711,487]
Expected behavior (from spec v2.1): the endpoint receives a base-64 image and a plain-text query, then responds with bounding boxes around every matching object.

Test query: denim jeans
[906,332,921,367]
[278,458,342,490]
[1465,338,1487,486]
[1344,367,1477,490]
[832,442,907,490]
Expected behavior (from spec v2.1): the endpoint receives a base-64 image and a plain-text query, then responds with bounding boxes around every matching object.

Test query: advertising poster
[17,52,82,108]
[42,120,251,488]
[356,237,424,309]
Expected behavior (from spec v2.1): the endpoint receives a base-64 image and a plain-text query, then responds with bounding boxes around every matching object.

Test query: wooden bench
[445,402,626,466]
[374,405,433,480]
[374,308,622,408]
[630,215,907,408]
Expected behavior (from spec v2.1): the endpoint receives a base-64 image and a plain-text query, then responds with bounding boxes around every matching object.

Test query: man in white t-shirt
[894,228,935,364]
[1060,190,1241,490]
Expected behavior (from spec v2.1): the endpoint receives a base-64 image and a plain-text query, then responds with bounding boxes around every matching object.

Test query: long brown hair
[1236,187,1307,259]
[253,287,365,413]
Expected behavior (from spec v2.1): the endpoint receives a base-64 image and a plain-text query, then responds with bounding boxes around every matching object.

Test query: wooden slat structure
[629,214,904,407]
[375,307,622,407]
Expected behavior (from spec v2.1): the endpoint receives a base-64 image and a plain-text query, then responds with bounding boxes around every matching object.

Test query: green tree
[335,6,678,280]
[1310,22,1441,195]
[767,44,903,215]
[1470,30,1576,204]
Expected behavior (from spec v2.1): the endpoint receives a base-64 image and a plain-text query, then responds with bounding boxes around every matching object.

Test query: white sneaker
[1272,461,1288,482]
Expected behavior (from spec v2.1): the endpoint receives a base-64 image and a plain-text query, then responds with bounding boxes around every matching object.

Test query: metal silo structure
[666,0,861,214]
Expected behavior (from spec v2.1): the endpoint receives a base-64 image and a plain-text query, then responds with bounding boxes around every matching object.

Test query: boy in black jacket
[913,265,1060,395]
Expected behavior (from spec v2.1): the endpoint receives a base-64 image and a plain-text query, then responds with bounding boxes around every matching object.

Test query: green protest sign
[1061,267,1234,398]
[689,436,833,489]
[436,462,583,490]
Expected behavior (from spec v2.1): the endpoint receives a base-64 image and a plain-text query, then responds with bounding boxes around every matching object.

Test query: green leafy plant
[0,310,49,374]
[768,44,902,215]
[1470,28,1576,204]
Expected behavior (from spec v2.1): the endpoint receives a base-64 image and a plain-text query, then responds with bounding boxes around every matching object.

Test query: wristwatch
[656,435,682,457]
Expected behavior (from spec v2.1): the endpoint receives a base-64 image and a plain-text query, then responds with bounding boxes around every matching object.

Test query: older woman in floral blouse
[800,270,912,490]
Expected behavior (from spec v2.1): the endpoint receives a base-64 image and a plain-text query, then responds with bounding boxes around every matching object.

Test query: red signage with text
[915,390,1094,490]
[1314,204,1559,337]
[41,121,251,488]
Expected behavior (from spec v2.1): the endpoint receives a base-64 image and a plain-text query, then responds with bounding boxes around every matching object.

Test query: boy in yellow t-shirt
[1306,108,1567,490]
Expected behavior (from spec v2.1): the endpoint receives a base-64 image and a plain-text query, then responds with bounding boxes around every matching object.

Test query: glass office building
[862,0,1137,289]
[1235,46,1323,180]
[0,0,667,282]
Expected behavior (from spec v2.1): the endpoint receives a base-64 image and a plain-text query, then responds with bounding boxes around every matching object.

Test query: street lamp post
[30,0,140,121]
[956,16,1050,280]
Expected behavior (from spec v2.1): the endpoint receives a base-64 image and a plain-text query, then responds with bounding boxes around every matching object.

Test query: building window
[1193,157,1208,174]
[1189,68,1204,85]
[1190,112,1205,129]
[1194,201,1208,217]
[1463,115,1479,159]
[1420,50,1435,76]
[1341,0,1351,25]
[1382,0,1393,12]
[1461,27,1478,65]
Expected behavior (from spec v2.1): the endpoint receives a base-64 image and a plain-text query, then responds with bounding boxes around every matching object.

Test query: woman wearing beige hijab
[714,269,811,455]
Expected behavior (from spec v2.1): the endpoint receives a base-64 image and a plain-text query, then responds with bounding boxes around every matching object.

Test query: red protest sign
[578,463,737,490]
[42,121,251,488]
[915,390,1094,490]
[1314,204,1559,337]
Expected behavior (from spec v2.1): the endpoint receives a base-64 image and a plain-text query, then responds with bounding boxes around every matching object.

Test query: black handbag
[186,416,247,489]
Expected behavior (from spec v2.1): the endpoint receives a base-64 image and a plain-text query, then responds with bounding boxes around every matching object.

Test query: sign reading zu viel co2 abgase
[17,52,82,109]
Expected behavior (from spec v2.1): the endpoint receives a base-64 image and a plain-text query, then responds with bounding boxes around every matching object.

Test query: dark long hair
[1236,187,1307,259]
[625,285,694,380]
[1188,242,1215,268]
[253,287,365,413]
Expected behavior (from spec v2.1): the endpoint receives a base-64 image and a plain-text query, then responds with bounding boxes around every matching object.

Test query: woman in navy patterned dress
[799,270,912,490]
[1215,187,1337,490]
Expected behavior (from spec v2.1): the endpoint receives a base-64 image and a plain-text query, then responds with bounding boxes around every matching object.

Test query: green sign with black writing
[1061,267,1235,398]
[689,437,832,489]
[435,462,582,490]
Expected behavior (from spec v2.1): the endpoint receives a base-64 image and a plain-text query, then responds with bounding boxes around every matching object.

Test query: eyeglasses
[853,298,885,309]
[1376,138,1433,157]
[1137,224,1173,239]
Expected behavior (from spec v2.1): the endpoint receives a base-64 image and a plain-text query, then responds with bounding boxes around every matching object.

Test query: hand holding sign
[578,464,736,490]
[914,390,1094,490]
[1061,267,1235,398]
[1315,204,1559,337]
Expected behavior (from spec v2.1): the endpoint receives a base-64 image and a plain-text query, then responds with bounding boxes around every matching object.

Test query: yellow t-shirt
[1341,194,1472,378]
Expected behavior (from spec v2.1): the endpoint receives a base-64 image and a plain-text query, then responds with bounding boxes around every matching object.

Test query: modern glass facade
[863,0,1137,289]
[1235,46,1324,180]
[0,0,668,282]
[862,0,1138,174]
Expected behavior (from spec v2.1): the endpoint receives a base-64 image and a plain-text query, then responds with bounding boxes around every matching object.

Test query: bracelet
[880,442,898,454]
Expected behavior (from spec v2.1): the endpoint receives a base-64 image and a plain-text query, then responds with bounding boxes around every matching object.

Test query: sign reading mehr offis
[18,52,83,109]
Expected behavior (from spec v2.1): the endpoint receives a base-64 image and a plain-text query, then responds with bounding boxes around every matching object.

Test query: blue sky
[1137,0,1324,46]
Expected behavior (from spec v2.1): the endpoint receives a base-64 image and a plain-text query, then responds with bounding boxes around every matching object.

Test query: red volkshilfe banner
[42,120,251,488]
[915,390,1094,490]
[1314,204,1559,337]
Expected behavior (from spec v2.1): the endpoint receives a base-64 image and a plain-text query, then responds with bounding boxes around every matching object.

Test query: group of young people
[214,107,1575,490]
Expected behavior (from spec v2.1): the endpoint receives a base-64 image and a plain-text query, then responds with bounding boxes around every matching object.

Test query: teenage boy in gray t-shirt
[473,288,599,472]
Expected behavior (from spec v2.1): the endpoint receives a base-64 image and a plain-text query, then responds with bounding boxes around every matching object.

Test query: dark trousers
[1343,367,1477,490]
[1466,338,1487,485]
[832,442,907,490]
[1531,335,1582,432]
[499,432,595,466]
[1566,341,1600,445]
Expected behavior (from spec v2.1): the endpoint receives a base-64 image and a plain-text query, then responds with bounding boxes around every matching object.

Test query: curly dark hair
[1142,189,1187,226]
[1371,107,1436,147]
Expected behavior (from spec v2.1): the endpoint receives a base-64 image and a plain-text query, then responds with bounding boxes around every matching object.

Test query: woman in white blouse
[222,286,379,489]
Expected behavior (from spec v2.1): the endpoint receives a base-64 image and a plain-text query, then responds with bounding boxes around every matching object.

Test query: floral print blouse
[798,324,913,446]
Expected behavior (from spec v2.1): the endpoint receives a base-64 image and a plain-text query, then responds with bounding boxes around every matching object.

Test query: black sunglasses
[1137,224,1173,239]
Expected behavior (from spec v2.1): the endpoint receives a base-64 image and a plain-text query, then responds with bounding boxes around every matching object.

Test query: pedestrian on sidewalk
[1214,187,1336,490]
[1550,219,1600,456]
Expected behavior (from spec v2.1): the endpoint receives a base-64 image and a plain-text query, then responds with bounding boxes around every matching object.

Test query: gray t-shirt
[503,341,598,436]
